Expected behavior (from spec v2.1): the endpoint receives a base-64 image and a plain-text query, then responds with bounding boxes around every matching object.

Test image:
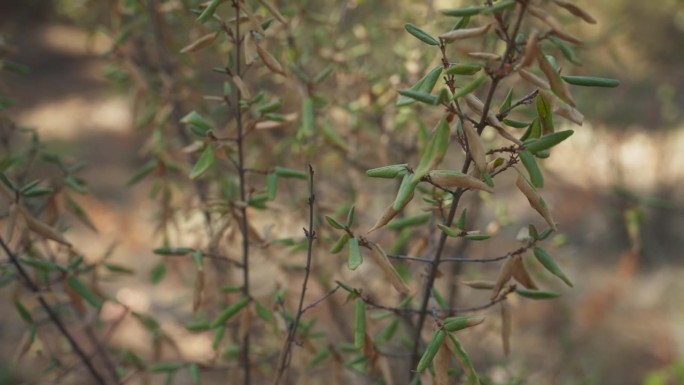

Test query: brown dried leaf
[243,31,257,65]
[440,23,492,42]
[462,120,487,173]
[519,69,550,90]
[180,31,219,53]
[510,254,538,289]
[429,170,493,193]
[554,99,584,126]
[256,44,285,76]
[377,355,394,385]
[519,30,539,68]
[193,268,204,313]
[434,342,450,385]
[256,0,287,24]
[515,173,558,231]
[238,303,252,341]
[241,1,265,34]
[19,207,72,247]
[467,51,501,61]
[491,256,515,300]
[368,191,413,233]
[461,280,496,290]
[537,52,575,106]
[553,0,597,24]
[500,301,511,356]
[369,243,411,294]
[232,75,252,99]
[488,113,523,145]
[528,5,583,45]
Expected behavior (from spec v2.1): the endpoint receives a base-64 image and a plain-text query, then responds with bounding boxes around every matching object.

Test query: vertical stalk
[0,237,108,385]
[232,1,250,384]
[273,165,316,385]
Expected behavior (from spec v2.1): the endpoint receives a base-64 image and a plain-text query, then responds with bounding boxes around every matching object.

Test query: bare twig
[0,236,108,385]
[273,165,317,385]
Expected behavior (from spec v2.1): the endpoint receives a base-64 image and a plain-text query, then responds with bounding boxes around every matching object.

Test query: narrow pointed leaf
[533,246,573,287]
[416,329,446,372]
[189,144,216,179]
[561,75,620,88]
[518,150,543,188]
[67,276,103,310]
[210,297,249,328]
[404,23,439,45]
[397,66,443,107]
[347,237,363,270]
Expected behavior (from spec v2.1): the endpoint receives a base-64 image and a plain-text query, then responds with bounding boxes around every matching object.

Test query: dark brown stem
[273,165,316,385]
[231,1,251,384]
[0,236,108,385]
[409,2,529,378]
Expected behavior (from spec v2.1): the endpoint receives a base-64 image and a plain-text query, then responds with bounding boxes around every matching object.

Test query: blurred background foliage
[1,0,683,385]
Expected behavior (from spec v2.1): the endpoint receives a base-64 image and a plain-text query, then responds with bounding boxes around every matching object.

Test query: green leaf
[499,88,513,112]
[438,224,461,237]
[188,363,201,385]
[347,237,363,270]
[465,234,491,241]
[516,288,560,299]
[210,297,250,328]
[126,159,158,186]
[518,150,544,188]
[65,195,98,232]
[185,320,212,332]
[521,117,541,141]
[64,175,88,194]
[393,173,419,210]
[314,65,335,84]
[561,75,620,88]
[549,36,581,65]
[255,300,273,322]
[180,111,214,135]
[15,301,33,324]
[533,247,573,287]
[300,97,315,137]
[212,325,225,350]
[412,117,450,183]
[21,186,54,197]
[20,257,65,272]
[455,209,467,230]
[189,144,216,179]
[443,315,485,332]
[387,213,431,230]
[446,62,483,76]
[482,0,516,13]
[102,262,134,275]
[524,130,574,153]
[273,166,307,180]
[366,163,408,179]
[267,172,277,200]
[330,233,350,254]
[447,334,480,385]
[503,119,529,128]
[416,329,446,372]
[396,66,443,107]
[354,299,366,349]
[441,7,484,17]
[154,247,193,256]
[150,262,167,284]
[308,347,330,368]
[397,89,438,105]
[345,205,356,227]
[404,23,439,46]
[1,60,31,74]
[149,362,184,373]
[196,0,225,23]
[537,92,554,134]
[376,319,400,343]
[452,72,488,100]
[325,215,345,230]
[67,276,104,310]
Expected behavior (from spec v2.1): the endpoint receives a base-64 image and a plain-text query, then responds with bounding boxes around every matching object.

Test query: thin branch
[231,1,251,384]
[301,286,340,315]
[0,236,108,385]
[409,2,530,375]
[273,165,316,385]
